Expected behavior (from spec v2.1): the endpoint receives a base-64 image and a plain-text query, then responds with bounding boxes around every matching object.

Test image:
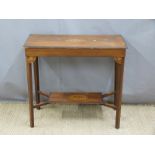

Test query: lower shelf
[34,91,116,109]
[48,92,103,104]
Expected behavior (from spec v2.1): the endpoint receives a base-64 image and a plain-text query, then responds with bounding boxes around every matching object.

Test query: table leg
[114,57,125,129]
[26,58,34,128]
[34,57,40,110]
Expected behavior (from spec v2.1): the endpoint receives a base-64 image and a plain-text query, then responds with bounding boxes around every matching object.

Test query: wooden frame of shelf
[32,91,116,110]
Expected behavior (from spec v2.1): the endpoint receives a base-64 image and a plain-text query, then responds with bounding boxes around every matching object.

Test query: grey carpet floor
[0,102,155,134]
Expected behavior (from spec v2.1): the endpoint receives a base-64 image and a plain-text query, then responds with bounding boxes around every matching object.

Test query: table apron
[25,48,126,57]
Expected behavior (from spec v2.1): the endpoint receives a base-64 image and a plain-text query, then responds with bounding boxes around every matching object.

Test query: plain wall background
[0,19,155,103]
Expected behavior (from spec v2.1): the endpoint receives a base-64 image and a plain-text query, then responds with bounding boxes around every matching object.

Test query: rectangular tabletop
[24,34,126,49]
[24,34,126,57]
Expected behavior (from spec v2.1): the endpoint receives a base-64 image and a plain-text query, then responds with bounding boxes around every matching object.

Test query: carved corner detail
[114,57,124,64]
[26,56,36,63]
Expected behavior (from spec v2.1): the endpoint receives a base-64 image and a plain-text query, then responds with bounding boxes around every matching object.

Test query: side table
[24,34,126,129]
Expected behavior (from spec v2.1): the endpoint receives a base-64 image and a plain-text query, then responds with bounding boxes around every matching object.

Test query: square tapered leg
[26,58,34,128]
[114,57,125,129]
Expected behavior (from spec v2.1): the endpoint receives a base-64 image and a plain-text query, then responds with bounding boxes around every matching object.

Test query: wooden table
[24,34,126,129]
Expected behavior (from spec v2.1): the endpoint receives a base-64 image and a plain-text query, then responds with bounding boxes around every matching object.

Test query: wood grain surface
[24,34,126,49]
[49,92,103,104]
